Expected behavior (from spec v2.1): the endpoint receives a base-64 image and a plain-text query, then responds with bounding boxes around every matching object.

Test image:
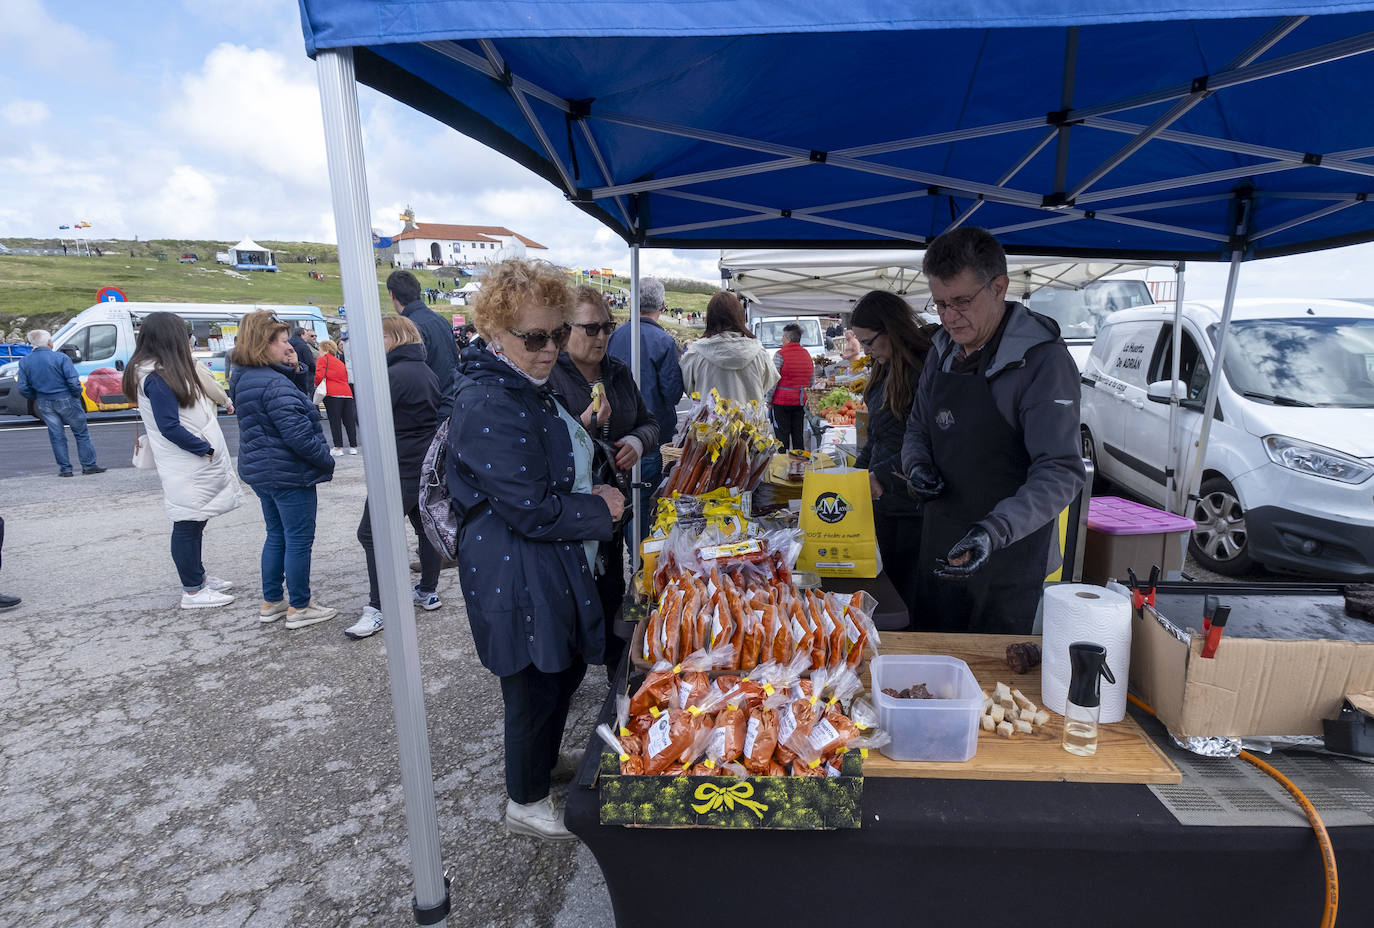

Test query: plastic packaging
[871,654,983,763]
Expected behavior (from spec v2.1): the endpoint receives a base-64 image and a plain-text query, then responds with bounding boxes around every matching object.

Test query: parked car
[1080,298,1374,578]
[178,253,199,263]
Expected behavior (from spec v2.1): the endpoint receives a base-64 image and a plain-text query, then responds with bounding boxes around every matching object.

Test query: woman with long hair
[314,338,359,455]
[229,311,337,630]
[680,290,778,403]
[849,291,938,622]
[122,312,242,609]
[346,315,443,640]
[447,259,624,840]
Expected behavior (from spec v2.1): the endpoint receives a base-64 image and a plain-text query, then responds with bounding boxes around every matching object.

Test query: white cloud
[165,43,326,187]
[3,100,50,126]
[0,0,111,76]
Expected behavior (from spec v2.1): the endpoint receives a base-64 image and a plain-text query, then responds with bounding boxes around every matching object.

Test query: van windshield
[1027,279,1155,340]
[1222,317,1374,408]
[756,318,823,349]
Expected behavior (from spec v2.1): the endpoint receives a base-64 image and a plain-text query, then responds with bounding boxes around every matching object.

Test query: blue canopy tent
[296,2,1374,921]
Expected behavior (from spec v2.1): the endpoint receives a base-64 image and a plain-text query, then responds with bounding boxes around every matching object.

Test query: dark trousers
[772,403,806,451]
[595,535,628,682]
[498,661,587,804]
[357,490,440,609]
[171,519,208,592]
[323,395,358,449]
[0,515,5,572]
[873,508,923,623]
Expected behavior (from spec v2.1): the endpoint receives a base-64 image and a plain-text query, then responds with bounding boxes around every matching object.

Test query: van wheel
[1189,476,1253,574]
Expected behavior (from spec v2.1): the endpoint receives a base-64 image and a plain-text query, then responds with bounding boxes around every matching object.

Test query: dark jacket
[17,347,82,400]
[445,346,614,677]
[547,353,659,460]
[855,366,920,520]
[607,316,683,446]
[901,302,1085,551]
[385,342,440,488]
[400,299,460,420]
[288,335,316,394]
[229,364,334,489]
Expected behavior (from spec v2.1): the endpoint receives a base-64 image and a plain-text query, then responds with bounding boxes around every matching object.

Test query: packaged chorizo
[741,690,789,775]
[643,707,695,776]
[629,660,677,717]
[595,723,646,775]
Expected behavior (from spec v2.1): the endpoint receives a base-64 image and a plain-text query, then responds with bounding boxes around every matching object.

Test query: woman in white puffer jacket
[122,312,243,609]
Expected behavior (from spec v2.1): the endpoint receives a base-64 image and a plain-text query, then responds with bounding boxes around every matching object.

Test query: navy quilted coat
[446,346,613,677]
[229,364,335,489]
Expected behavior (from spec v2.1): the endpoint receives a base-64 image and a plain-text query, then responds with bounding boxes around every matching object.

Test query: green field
[0,238,713,341]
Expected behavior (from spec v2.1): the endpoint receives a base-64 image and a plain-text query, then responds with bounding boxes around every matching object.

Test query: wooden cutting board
[861,633,1181,784]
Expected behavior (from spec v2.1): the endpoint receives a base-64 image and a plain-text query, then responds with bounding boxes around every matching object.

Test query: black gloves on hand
[934,526,993,580]
[903,462,944,501]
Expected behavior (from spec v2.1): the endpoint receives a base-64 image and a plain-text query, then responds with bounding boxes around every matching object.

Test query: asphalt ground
[0,459,617,928]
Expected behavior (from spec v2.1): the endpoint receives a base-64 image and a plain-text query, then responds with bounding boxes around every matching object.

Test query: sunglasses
[572,321,618,337]
[507,324,572,352]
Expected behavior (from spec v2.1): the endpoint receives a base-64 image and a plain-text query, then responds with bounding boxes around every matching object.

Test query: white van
[1080,298,1374,578]
[749,316,829,361]
[1025,277,1156,370]
[0,302,331,416]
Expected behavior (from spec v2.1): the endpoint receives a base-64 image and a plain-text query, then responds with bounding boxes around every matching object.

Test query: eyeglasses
[572,321,618,337]
[507,324,572,352]
[857,331,885,350]
[927,278,995,316]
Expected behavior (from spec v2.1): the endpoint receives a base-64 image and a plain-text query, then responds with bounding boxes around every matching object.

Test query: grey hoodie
[680,332,780,404]
[901,302,1085,552]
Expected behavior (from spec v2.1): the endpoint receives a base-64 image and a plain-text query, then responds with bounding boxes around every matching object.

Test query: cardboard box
[1129,606,1374,738]
[597,750,863,829]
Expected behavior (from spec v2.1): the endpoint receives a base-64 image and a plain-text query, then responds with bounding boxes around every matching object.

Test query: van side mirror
[60,346,83,364]
[1146,380,1186,404]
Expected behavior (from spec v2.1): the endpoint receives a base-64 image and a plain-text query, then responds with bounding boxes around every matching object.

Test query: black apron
[912,343,1055,634]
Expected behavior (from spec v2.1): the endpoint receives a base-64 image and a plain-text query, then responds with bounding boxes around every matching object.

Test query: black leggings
[773,403,806,451]
[324,395,358,449]
[498,661,587,803]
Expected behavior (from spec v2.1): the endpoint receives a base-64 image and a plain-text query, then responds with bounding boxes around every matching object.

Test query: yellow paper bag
[797,467,880,578]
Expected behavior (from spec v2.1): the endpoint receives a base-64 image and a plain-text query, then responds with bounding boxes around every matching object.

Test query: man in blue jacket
[17,330,105,477]
[388,270,459,420]
[608,277,683,539]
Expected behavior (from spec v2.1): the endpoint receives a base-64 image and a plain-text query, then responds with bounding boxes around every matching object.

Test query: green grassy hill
[0,240,716,341]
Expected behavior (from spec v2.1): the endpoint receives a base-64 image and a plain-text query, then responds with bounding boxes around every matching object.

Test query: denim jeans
[170,520,207,592]
[253,486,318,608]
[34,395,98,472]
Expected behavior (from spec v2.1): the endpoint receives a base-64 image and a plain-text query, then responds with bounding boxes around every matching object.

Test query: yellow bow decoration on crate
[690,781,769,819]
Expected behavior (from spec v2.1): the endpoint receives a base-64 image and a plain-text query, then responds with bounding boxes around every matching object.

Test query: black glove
[933,527,992,580]
[903,462,944,501]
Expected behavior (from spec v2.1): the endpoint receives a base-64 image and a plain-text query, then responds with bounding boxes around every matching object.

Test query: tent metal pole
[1052,27,1079,197]
[1166,262,1187,515]
[630,245,642,572]
[1252,200,1365,241]
[1183,244,1245,522]
[315,47,449,927]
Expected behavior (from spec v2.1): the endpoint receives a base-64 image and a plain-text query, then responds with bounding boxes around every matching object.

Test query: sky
[3,0,1374,298]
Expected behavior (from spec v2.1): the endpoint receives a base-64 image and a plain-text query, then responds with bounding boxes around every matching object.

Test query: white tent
[720,249,1173,317]
[228,238,278,271]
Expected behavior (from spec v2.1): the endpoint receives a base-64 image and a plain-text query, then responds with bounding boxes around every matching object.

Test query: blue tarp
[298,1,1374,260]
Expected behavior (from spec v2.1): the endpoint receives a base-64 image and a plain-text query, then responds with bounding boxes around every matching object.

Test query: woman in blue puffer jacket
[229,311,337,630]
[447,259,625,841]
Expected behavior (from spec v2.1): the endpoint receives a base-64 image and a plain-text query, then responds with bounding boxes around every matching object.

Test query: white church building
[392,222,546,267]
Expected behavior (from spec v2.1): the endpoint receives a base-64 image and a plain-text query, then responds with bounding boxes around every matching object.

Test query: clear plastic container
[871,655,983,762]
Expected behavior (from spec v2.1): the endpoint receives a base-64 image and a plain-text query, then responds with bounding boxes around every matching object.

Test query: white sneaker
[284,602,337,629]
[259,600,288,623]
[330,448,344,456]
[345,606,383,640]
[348,447,359,455]
[204,576,233,592]
[504,797,575,841]
[181,588,235,610]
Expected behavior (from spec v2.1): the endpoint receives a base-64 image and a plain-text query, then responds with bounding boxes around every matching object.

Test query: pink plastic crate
[1087,496,1195,535]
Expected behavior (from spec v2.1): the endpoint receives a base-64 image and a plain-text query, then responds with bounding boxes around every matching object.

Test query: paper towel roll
[1040,583,1133,723]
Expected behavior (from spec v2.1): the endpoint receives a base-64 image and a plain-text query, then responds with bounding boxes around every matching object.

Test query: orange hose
[1127,693,1338,928]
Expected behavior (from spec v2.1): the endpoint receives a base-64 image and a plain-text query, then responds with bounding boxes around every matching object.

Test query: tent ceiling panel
[300,2,1374,260]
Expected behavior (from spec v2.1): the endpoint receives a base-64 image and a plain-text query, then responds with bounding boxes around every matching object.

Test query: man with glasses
[388,270,461,420]
[901,227,1084,634]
